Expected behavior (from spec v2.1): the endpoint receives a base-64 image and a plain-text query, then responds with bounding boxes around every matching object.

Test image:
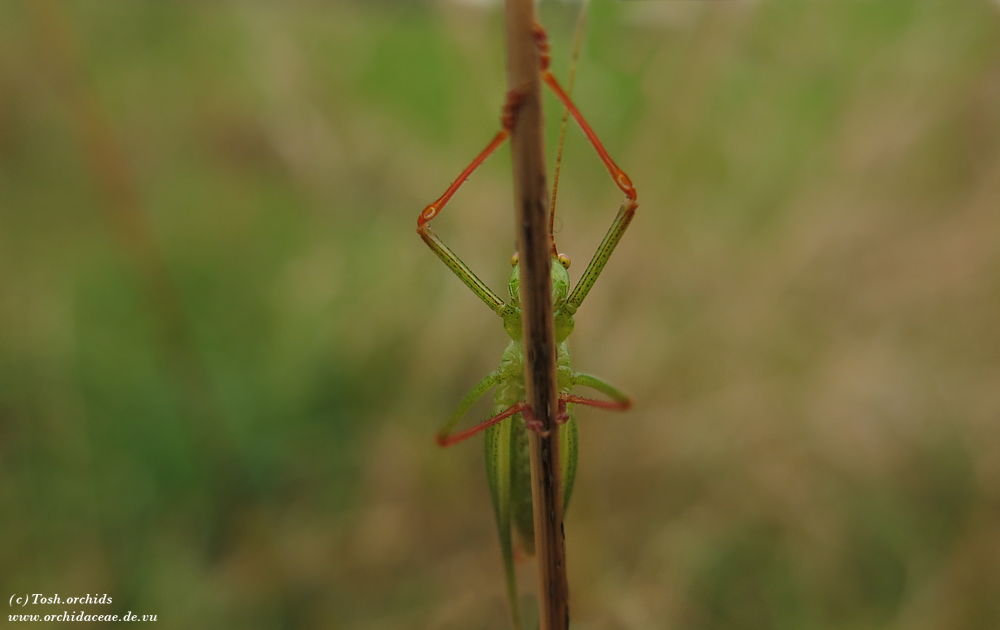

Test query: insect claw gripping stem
[556,399,571,425]
[547,393,633,424]
[501,87,525,133]
[522,405,551,438]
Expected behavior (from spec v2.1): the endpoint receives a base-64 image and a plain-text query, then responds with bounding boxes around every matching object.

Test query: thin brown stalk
[503,2,569,629]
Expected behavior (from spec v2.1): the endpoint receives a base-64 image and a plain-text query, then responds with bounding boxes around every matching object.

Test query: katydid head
[506,252,575,343]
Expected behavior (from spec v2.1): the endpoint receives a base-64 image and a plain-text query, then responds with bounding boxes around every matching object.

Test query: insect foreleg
[419,228,508,313]
[566,197,636,311]
[417,90,525,314]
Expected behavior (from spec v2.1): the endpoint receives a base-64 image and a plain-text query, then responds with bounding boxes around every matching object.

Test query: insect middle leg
[435,369,534,447]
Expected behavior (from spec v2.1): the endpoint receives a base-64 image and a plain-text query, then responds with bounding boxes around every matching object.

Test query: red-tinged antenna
[549,0,589,257]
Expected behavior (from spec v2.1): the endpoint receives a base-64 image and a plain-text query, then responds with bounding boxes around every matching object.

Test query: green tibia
[419,227,506,313]
[567,199,637,312]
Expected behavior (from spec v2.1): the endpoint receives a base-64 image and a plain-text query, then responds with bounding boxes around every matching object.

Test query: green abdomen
[491,339,579,558]
[501,408,579,558]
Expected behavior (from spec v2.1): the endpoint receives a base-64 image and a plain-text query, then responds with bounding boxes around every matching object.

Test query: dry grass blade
[503,0,569,628]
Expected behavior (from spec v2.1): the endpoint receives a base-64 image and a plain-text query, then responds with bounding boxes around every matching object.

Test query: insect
[417,18,638,630]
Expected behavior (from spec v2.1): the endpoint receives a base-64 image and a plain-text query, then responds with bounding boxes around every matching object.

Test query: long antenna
[549,0,589,256]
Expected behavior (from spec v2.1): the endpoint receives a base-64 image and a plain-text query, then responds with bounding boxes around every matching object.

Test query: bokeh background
[3,0,999,628]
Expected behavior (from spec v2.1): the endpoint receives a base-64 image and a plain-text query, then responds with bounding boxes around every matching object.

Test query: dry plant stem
[503,1,570,629]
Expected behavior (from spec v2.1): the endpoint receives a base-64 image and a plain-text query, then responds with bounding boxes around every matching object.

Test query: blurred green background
[2,0,999,628]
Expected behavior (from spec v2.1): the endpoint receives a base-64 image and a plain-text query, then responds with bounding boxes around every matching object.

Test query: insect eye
[557,253,571,269]
[510,252,519,267]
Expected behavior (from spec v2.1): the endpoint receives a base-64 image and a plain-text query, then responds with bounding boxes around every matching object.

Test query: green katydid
[416,20,637,630]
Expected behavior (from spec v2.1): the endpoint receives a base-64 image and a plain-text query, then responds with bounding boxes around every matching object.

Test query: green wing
[484,415,522,630]
[511,417,535,557]
[560,412,579,512]
[485,408,580,630]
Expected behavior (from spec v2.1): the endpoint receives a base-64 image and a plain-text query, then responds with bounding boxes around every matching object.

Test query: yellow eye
[557,253,571,269]
[510,252,519,267]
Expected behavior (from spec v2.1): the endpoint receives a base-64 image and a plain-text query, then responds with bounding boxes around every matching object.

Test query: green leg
[435,372,501,446]
[572,372,632,407]
[417,99,518,316]
[566,198,637,311]
[419,226,507,314]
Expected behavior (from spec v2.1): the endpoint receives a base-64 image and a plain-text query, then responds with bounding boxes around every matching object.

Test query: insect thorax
[497,339,575,401]
[504,258,576,343]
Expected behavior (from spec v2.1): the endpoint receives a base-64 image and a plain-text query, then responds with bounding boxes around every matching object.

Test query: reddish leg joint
[419,22,636,234]
[437,388,631,447]
[526,390,632,435]
[524,397,570,434]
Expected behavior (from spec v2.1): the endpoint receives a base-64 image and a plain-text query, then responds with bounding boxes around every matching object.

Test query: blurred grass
[2,0,1000,628]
